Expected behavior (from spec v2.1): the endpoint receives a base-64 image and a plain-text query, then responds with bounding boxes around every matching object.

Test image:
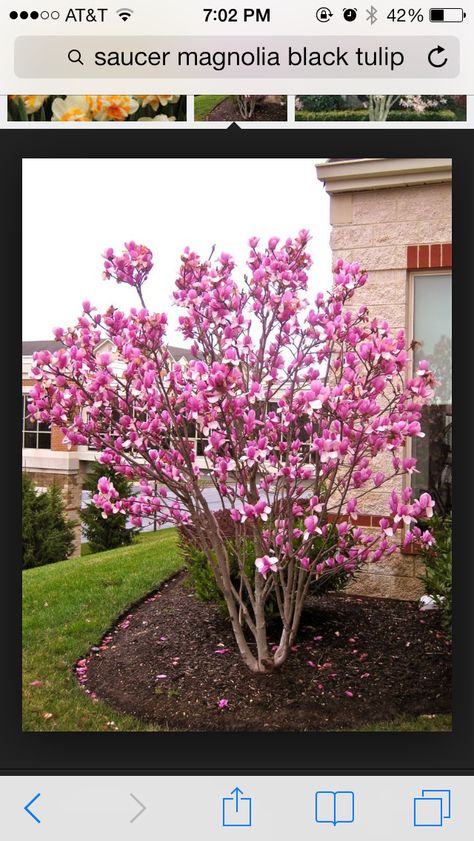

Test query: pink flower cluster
[103,241,153,303]
[28,232,435,588]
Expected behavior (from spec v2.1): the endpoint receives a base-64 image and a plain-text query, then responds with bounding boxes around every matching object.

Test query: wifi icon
[116,7,133,21]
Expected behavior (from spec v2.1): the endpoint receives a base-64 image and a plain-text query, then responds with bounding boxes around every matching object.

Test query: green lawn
[351,715,452,732]
[23,529,183,731]
[193,95,229,121]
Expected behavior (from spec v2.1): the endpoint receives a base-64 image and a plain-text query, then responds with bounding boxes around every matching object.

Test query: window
[411,272,452,515]
[22,394,51,449]
[186,420,208,457]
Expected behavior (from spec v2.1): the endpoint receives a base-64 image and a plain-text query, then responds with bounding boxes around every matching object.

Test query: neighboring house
[316,157,452,598]
[22,339,195,556]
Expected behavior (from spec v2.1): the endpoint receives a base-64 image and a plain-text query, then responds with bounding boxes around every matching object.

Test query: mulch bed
[206,98,287,122]
[80,572,451,731]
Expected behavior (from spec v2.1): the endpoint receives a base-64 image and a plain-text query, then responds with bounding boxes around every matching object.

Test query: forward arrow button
[130,793,147,823]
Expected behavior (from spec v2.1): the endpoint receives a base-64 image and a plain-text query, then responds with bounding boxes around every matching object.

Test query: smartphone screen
[1,2,472,838]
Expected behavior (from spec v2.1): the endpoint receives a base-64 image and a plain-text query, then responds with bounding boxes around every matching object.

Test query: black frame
[3,128,472,774]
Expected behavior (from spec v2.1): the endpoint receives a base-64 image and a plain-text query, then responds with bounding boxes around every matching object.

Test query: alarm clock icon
[343,8,358,21]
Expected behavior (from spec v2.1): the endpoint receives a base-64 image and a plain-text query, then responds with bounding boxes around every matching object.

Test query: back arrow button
[130,793,146,823]
[24,793,41,824]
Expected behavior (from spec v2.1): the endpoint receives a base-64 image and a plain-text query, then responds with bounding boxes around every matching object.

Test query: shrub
[295,110,369,121]
[295,109,457,122]
[418,515,452,637]
[22,474,76,568]
[307,523,358,595]
[388,109,456,121]
[297,95,348,112]
[178,510,252,612]
[178,510,356,614]
[81,463,136,553]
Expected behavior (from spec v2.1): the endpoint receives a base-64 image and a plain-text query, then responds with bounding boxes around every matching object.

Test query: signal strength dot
[116,7,133,21]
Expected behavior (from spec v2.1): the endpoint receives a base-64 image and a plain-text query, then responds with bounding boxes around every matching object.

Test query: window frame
[406,268,452,509]
[22,391,52,450]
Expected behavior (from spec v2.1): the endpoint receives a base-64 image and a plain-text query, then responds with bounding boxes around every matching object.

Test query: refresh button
[428,45,448,68]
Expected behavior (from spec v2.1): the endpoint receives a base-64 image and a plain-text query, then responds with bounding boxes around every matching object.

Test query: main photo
[22,157,452,732]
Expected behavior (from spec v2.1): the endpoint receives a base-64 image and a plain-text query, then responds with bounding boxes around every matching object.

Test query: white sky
[23,158,331,345]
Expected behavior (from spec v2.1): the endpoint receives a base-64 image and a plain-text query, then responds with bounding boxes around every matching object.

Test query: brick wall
[51,424,77,452]
[407,242,452,271]
[328,181,451,599]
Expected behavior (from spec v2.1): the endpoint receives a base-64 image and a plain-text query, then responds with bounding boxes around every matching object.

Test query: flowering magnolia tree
[29,233,436,673]
[366,94,448,121]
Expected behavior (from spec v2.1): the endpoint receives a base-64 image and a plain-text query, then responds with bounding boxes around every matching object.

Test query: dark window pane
[24,432,37,448]
[412,405,452,516]
[37,433,52,449]
[298,416,310,442]
[196,438,206,456]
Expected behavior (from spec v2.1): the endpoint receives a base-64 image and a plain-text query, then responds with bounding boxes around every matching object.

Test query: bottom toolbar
[0,775,471,839]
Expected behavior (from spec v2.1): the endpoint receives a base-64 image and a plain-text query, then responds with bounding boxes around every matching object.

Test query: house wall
[318,164,451,599]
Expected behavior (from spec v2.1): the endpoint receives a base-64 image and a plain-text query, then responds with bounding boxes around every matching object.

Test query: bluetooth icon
[366,5,378,24]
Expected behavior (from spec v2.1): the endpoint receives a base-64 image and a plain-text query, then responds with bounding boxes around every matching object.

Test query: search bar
[14,36,460,78]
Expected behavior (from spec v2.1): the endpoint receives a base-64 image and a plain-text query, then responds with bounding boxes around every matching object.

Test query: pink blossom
[97,476,113,494]
[421,530,436,548]
[255,555,279,578]
[304,515,321,536]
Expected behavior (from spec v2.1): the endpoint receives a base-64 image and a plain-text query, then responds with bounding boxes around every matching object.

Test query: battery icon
[429,8,466,21]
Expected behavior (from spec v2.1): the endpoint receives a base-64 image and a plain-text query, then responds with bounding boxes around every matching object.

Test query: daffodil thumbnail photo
[8,95,186,122]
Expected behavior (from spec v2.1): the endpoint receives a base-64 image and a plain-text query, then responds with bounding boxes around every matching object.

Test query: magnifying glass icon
[68,49,84,66]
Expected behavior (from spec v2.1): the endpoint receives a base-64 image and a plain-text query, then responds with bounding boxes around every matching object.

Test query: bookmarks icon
[315,791,355,825]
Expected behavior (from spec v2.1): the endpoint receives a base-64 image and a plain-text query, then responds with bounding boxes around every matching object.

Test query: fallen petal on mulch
[83,572,451,732]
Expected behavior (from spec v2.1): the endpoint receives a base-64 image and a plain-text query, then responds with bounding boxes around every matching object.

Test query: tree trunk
[368,94,401,121]
[254,577,272,671]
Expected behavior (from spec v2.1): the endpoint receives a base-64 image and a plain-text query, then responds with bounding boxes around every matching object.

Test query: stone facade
[317,158,452,599]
